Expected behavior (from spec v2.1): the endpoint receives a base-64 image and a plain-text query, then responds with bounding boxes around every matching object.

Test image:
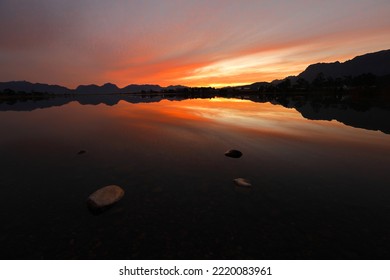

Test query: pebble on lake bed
[224,149,242,158]
[87,185,124,210]
[233,178,252,188]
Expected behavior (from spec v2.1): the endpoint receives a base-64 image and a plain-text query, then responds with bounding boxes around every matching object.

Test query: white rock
[87,185,124,209]
[233,178,252,188]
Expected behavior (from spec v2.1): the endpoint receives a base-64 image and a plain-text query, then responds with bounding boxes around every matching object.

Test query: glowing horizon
[1,0,389,88]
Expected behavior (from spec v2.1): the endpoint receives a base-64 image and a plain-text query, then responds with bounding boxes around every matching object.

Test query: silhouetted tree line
[0,89,56,105]
[1,73,389,99]
[0,88,53,96]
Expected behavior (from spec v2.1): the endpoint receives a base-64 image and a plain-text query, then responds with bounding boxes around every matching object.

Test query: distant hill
[121,84,162,93]
[1,49,389,94]
[298,49,390,82]
[165,85,189,91]
[0,81,71,94]
[75,83,120,94]
[75,83,165,93]
[0,81,188,94]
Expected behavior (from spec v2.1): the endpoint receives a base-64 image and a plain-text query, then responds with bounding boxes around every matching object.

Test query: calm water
[0,97,389,259]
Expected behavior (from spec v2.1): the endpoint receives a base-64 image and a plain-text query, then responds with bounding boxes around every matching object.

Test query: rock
[77,150,86,155]
[233,178,252,188]
[87,185,124,211]
[224,149,242,158]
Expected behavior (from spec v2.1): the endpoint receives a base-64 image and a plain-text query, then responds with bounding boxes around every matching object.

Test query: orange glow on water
[1,97,388,163]
[95,98,389,150]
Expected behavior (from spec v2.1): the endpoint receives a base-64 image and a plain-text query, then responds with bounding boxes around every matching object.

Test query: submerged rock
[224,149,242,158]
[233,178,252,188]
[87,185,124,211]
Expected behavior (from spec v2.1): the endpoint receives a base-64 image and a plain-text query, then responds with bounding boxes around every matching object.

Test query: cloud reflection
[106,98,389,150]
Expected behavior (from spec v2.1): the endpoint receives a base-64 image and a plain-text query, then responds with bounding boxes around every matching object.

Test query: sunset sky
[1,0,389,88]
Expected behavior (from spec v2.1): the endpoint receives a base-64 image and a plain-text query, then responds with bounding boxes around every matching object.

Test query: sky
[0,0,389,88]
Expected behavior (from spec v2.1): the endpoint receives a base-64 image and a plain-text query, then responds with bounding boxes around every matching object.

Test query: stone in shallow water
[87,185,124,210]
[224,149,242,158]
[233,178,252,188]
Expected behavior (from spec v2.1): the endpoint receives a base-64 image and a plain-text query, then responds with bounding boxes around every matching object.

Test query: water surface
[0,97,389,259]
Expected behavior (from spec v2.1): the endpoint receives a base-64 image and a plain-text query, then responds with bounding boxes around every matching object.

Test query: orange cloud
[103,21,390,88]
[1,1,390,88]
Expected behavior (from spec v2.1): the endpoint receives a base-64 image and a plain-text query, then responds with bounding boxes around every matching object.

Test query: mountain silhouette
[298,49,390,82]
[0,81,71,94]
[121,84,162,93]
[1,49,389,93]
[75,83,121,94]
[0,81,190,94]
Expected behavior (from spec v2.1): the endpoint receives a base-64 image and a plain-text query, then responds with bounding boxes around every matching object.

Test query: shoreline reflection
[0,94,389,134]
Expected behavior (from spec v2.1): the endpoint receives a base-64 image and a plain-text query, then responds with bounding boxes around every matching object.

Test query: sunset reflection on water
[106,97,389,147]
[0,97,389,259]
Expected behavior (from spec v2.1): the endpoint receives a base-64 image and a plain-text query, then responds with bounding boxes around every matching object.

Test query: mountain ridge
[1,49,389,94]
[0,81,189,94]
[297,49,390,82]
